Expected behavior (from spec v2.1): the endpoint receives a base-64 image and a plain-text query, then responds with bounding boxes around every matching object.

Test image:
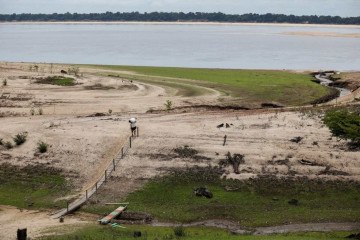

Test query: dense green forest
[0,12,359,24]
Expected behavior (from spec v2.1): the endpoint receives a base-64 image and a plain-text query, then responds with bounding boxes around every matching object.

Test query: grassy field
[84,65,331,106]
[0,163,70,209]
[83,167,360,227]
[39,224,356,240]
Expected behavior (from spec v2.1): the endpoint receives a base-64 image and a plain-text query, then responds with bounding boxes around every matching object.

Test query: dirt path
[152,219,360,235]
[0,205,88,240]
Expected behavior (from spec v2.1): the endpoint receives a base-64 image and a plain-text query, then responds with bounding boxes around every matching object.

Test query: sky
[0,0,359,17]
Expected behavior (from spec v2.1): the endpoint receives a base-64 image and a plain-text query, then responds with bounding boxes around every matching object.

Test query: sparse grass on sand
[84,167,360,227]
[39,225,356,240]
[84,65,330,105]
[0,163,70,209]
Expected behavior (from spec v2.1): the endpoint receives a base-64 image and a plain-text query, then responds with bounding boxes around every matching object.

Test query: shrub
[174,145,198,158]
[2,79,7,86]
[30,108,35,116]
[173,226,186,237]
[67,66,80,76]
[108,109,112,114]
[38,108,43,115]
[164,100,173,111]
[219,152,245,174]
[13,132,28,146]
[4,141,13,149]
[0,138,3,145]
[37,141,49,153]
[323,108,360,145]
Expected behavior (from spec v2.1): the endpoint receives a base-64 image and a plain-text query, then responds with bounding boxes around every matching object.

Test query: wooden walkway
[51,133,137,219]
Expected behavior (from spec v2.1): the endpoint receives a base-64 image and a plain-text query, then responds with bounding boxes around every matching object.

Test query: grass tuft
[13,132,27,146]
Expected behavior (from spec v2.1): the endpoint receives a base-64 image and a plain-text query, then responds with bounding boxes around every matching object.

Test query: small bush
[4,141,13,149]
[219,152,245,174]
[37,141,49,153]
[173,226,186,237]
[0,138,3,145]
[13,132,28,146]
[323,108,360,145]
[164,100,173,111]
[30,108,35,116]
[38,108,43,115]
[108,109,112,114]
[67,66,80,76]
[2,79,7,86]
[174,145,198,158]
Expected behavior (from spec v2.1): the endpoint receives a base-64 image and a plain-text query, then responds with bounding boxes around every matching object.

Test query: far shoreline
[1,21,359,28]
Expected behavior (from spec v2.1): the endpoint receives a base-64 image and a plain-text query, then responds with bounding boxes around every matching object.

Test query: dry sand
[0,205,88,239]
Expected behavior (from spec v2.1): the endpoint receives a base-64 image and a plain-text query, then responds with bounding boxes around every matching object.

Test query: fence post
[86,190,88,200]
[130,136,132,148]
[137,127,139,137]
[113,159,115,171]
[121,147,124,158]
[104,170,107,183]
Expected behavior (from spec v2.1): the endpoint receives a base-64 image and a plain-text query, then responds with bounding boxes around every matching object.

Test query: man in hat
[129,117,137,136]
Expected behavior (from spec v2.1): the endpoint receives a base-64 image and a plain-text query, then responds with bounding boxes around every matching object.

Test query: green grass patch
[35,76,75,86]
[0,163,71,209]
[39,224,357,240]
[84,167,360,227]
[84,65,330,105]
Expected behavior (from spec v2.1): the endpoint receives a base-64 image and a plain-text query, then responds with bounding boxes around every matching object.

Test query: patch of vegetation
[4,141,13,149]
[174,145,198,158]
[86,65,331,106]
[164,100,173,111]
[35,76,75,86]
[219,152,245,174]
[37,140,49,153]
[39,225,357,240]
[2,78,7,86]
[174,226,186,237]
[13,132,27,146]
[84,83,115,90]
[0,163,70,209]
[323,108,360,146]
[84,167,360,227]
[67,66,80,76]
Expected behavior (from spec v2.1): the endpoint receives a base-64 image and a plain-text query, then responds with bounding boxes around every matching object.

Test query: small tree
[164,100,173,111]
[323,108,360,145]
[219,152,245,174]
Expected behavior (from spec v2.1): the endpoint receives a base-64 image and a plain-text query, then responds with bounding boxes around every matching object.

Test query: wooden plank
[99,206,127,225]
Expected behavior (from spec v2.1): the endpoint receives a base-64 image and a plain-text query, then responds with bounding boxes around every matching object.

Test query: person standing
[129,117,137,136]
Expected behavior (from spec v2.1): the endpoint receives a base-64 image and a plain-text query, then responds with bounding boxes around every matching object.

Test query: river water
[0,23,359,70]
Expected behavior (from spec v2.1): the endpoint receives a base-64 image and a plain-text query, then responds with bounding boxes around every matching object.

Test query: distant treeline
[0,12,359,24]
